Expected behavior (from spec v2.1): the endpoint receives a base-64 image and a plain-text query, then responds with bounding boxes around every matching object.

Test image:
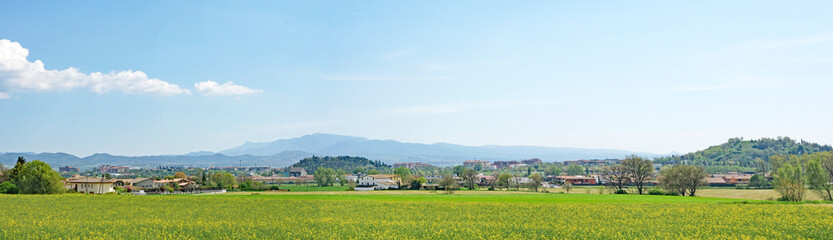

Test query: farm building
[357,174,400,190]
[67,177,116,194]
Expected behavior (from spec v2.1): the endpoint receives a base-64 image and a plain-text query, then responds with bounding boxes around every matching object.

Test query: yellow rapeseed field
[0,193,830,239]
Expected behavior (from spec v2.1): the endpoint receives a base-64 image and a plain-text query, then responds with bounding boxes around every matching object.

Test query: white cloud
[0,92,9,99]
[0,39,189,97]
[195,80,262,96]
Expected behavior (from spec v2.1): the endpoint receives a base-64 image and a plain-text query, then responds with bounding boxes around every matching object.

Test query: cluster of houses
[460,158,544,170]
[64,175,197,194]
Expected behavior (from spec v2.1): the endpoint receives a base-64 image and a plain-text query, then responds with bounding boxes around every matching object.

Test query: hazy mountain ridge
[221,133,662,165]
[1,133,662,169]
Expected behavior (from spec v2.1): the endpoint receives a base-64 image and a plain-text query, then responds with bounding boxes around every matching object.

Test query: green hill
[654,137,832,173]
[291,156,389,174]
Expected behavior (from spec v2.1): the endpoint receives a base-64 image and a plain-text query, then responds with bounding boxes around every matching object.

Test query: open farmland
[1,193,831,239]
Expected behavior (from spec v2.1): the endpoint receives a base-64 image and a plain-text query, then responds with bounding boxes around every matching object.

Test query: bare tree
[602,164,630,193]
[438,173,457,194]
[622,155,653,194]
[562,181,573,193]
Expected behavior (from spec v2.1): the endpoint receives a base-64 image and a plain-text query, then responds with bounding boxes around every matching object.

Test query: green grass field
[1,192,830,239]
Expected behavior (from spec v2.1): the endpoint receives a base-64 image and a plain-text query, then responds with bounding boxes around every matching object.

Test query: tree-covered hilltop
[291,156,389,174]
[654,137,832,173]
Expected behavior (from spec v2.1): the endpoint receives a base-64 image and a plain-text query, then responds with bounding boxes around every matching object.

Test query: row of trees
[0,157,65,194]
[770,152,833,201]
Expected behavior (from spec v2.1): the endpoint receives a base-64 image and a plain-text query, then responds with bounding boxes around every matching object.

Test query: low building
[521,158,542,165]
[393,162,432,169]
[67,177,116,194]
[155,178,197,189]
[491,161,520,169]
[59,166,79,172]
[97,165,130,173]
[131,178,158,189]
[556,175,599,185]
[463,160,491,169]
[288,167,308,177]
[357,174,400,190]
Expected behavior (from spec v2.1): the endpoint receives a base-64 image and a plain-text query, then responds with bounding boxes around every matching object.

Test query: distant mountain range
[1,133,662,169]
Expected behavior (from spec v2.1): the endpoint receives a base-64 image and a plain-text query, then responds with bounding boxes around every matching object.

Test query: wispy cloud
[0,39,190,98]
[671,75,795,93]
[738,30,833,50]
[195,80,262,96]
[0,92,9,99]
[391,100,541,115]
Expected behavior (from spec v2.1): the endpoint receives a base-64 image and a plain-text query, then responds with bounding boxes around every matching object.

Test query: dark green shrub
[614,189,628,194]
[648,189,665,195]
[0,181,19,194]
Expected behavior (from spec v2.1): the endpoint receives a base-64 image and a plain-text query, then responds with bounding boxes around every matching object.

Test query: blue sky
[1,1,832,157]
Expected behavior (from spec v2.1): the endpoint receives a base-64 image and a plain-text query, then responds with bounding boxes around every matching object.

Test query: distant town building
[463,160,491,169]
[491,161,520,169]
[562,159,621,167]
[59,166,79,172]
[288,167,308,177]
[97,165,130,173]
[393,162,432,169]
[521,158,543,165]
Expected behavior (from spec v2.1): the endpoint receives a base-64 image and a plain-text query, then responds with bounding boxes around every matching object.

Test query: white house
[67,177,116,194]
[357,174,400,190]
[131,178,158,189]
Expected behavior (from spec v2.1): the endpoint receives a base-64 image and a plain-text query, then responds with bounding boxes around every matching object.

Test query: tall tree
[770,155,805,202]
[314,168,337,187]
[174,172,188,179]
[601,164,630,192]
[453,166,465,177]
[659,165,708,196]
[498,173,511,191]
[806,153,833,201]
[9,156,26,183]
[438,173,457,194]
[528,174,543,192]
[566,164,585,176]
[17,160,65,194]
[393,167,412,189]
[461,168,478,190]
[622,155,653,194]
[748,174,768,189]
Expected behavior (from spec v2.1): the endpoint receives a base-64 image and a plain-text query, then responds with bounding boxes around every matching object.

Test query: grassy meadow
[1,192,832,239]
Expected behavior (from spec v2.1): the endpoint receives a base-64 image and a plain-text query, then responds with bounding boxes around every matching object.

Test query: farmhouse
[357,174,400,190]
[131,178,158,189]
[288,167,308,177]
[393,162,432,168]
[67,177,116,194]
[557,175,599,185]
[156,178,197,189]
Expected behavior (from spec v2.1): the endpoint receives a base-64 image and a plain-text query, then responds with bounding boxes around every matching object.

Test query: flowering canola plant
[0,194,830,239]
